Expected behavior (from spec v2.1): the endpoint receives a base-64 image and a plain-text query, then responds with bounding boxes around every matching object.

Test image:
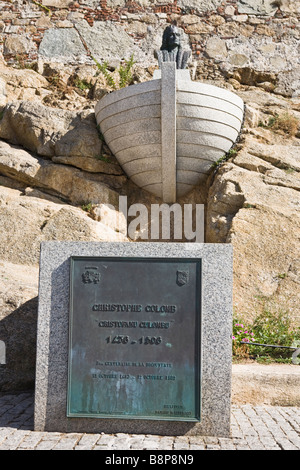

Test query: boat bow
[95,62,244,202]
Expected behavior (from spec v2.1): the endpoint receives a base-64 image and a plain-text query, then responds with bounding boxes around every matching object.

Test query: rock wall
[0,1,300,96]
[0,1,299,391]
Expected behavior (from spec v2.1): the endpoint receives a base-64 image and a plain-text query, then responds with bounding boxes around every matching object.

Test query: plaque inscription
[67,257,201,421]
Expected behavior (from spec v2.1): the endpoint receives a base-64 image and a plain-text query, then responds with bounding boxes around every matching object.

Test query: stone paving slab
[0,392,299,451]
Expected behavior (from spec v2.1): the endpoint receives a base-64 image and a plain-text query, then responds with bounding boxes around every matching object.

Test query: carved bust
[161,23,181,52]
[155,22,191,70]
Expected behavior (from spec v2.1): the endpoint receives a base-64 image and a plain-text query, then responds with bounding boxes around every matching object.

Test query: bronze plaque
[67,257,201,421]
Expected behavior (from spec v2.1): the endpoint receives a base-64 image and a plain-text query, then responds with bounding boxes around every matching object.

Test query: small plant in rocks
[232,319,255,357]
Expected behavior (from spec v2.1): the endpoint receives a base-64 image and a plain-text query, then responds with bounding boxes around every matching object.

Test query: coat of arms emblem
[82,269,101,284]
[176,270,189,286]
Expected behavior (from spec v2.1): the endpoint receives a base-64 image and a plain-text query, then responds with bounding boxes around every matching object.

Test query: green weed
[82,202,93,213]
[95,155,111,163]
[92,54,136,90]
[118,54,136,88]
[92,57,117,89]
[74,78,93,91]
[233,309,300,363]
[211,148,237,169]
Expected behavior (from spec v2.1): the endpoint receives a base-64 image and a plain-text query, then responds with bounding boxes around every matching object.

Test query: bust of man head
[161,23,181,52]
[155,22,191,70]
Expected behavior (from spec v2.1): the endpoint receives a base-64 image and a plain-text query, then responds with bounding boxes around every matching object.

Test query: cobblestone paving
[0,392,300,450]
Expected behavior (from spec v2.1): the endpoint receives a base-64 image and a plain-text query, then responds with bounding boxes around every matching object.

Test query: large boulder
[0,141,122,206]
[0,100,124,176]
[206,134,300,320]
[0,64,50,106]
[0,101,102,158]
[0,177,127,265]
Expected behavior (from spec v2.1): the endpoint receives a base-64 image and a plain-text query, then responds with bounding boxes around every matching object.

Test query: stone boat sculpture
[95,25,244,203]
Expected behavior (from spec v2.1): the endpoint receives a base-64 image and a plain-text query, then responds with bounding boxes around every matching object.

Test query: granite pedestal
[34,242,232,437]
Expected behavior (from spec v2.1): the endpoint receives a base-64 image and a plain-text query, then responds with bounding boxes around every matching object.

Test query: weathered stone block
[177,0,223,13]
[43,0,73,7]
[0,101,102,159]
[75,20,138,63]
[279,0,300,14]
[39,28,87,61]
[3,35,34,55]
[237,0,277,15]
[0,141,121,207]
[205,37,228,59]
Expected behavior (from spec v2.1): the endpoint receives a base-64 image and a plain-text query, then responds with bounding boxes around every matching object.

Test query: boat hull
[95,67,244,201]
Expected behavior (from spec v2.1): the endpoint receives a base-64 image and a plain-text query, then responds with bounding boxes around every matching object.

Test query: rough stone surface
[0,141,121,207]
[0,65,50,104]
[280,0,300,14]
[0,178,126,266]
[221,37,300,96]
[52,155,123,175]
[237,0,277,15]
[0,101,102,159]
[275,66,300,98]
[177,0,223,14]
[91,203,127,234]
[232,363,300,406]
[43,0,72,6]
[0,262,38,391]
[205,37,228,59]
[75,20,140,63]
[39,28,88,62]
[3,35,35,55]
[206,118,300,323]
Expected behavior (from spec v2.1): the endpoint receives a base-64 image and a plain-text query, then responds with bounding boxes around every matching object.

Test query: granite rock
[221,37,300,94]
[3,35,35,55]
[43,0,73,6]
[206,133,300,322]
[0,101,102,158]
[75,20,140,63]
[0,64,50,105]
[0,141,121,206]
[279,0,300,14]
[205,37,228,59]
[177,0,223,14]
[232,363,300,406]
[237,0,277,15]
[0,178,126,265]
[39,28,88,62]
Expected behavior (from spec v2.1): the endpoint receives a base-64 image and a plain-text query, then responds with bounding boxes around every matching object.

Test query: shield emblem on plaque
[82,270,101,284]
[176,270,189,286]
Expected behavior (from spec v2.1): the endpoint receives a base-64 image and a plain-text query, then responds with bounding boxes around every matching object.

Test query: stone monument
[95,28,244,203]
[34,29,235,439]
[34,242,232,437]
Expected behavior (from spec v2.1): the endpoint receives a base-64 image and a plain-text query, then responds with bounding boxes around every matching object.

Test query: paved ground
[0,392,300,450]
